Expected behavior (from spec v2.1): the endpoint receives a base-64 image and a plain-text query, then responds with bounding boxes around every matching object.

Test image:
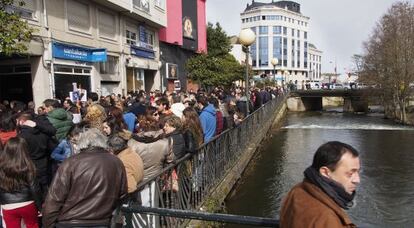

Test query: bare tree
[360,1,414,123]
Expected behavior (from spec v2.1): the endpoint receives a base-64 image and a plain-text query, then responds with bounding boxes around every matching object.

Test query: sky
[206,0,413,75]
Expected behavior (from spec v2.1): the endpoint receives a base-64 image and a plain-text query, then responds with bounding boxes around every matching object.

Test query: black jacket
[166,131,186,159]
[0,181,42,211]
[18,126,50,161]
[183,129,198,154]
[34,114,57,137]
[42,147,127,228]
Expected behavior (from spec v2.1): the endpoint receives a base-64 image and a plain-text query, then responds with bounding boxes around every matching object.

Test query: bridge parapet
[287,89,370,113]
[290,89,369,98]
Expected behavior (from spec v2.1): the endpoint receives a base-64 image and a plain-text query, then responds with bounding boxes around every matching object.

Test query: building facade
[308,43,322,80]
[241,0,322,87]
[158,0,207,92]
[0,0,167,107]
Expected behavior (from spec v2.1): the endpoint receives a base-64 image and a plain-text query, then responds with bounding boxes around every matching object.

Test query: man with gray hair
[42,128,127,228]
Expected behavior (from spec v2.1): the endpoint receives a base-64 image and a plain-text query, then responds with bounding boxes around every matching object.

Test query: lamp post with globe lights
[239,28,256,114]
[271,58,278,85]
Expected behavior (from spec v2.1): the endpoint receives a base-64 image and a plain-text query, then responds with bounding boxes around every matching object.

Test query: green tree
[0,0,34,56]
[360,1,414,123]
[186,23,244,88]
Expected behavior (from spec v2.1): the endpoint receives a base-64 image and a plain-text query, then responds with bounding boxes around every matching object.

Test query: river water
[225,111,414,227]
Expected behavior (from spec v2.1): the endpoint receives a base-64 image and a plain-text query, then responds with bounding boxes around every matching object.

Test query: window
[291,29,294,37]
[291,39,295,68]
[126,30,137,46]
[259,26,268,35]
[259,37,268,66]
[297,50,300,67]
[283,38,287,64]
[249,28,256,66]
[100,56,118,74]
[273,26,281,35]
[283,27,287,35]
[154,0,165,9]
[6,0,37,20]
[137,26,154,49]
[273,36,282,64]
[67,0,90,33]
[304,32,307,39]
[297,30,300,38]
[251,41,257,67]
[146,30,154,47]
[242,19,245,23]
[133,0,150,12]
[98,10,116,40]
[262,15,266,20]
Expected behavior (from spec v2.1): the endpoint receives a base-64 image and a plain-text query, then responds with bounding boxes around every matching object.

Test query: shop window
[67,0,91,34]
[98,9,116,40]
[100,56,118,74]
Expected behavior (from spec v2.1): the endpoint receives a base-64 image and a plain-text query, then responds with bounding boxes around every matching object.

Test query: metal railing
[121,95,286,228]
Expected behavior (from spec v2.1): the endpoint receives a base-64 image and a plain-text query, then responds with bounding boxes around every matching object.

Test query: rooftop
[244,0,301,14]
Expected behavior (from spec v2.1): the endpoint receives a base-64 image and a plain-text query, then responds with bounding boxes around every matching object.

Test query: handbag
[161,169,179,192]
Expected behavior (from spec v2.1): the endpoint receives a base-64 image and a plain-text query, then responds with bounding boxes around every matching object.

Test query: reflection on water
[225,112,414,228]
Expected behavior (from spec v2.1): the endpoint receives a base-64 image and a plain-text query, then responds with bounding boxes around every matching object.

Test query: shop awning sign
[52,42,107,62]
[131,45,155,59]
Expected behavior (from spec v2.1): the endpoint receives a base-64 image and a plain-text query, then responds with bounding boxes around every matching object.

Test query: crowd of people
[0,86,283,228]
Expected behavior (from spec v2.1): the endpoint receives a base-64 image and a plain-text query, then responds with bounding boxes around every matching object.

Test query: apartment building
[0,0,167,107]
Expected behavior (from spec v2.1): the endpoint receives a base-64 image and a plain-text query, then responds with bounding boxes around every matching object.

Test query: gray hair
[107,135,128,155]
[76,128,108,151]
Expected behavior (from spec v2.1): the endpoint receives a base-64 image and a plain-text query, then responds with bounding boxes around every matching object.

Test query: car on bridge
[305,80,321,90]
[322,83,346,90]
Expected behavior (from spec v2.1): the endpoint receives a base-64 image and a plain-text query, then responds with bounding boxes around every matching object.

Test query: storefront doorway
[0,64,33,103]
[53,65,91,101]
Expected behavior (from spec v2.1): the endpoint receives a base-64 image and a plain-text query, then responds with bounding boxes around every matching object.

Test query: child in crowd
[51,123,85,165]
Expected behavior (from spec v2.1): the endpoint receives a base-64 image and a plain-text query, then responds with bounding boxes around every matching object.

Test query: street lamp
[239,28,256,114]
[271,58,278,85]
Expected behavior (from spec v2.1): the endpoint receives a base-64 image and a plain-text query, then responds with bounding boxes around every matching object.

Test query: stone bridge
[287,89,371,112]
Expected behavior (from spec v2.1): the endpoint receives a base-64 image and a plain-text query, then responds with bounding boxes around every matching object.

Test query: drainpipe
[41,0,55,99]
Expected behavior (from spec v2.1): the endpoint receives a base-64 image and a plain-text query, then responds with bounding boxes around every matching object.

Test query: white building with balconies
[241,0,322,87]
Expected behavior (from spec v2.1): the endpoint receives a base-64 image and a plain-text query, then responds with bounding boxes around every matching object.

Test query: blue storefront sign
[131,45,155,59]
[52,42,107,62]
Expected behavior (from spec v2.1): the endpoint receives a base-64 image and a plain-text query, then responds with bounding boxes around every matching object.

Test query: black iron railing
[121,95,286,228]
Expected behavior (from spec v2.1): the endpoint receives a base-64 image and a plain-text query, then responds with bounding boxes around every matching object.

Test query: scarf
[304,166,355,210]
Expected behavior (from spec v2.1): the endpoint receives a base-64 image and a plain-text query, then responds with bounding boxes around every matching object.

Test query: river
[225,111,414,227]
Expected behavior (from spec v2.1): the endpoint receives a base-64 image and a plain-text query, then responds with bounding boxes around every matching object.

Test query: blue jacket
[199,104,216,142]
[51,139,72,162]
